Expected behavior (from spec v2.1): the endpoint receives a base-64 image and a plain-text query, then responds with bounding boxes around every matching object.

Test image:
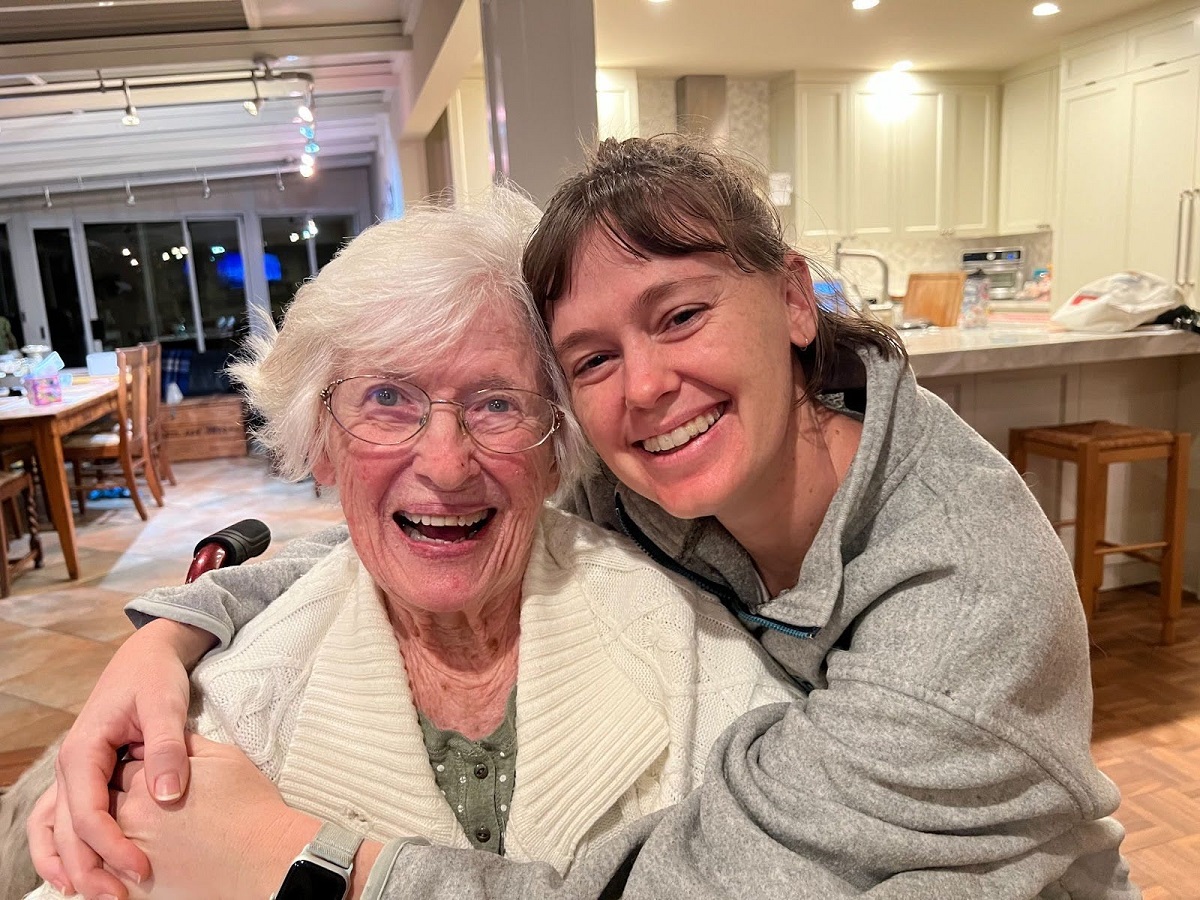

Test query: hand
[29,618,215,900]
[110,735,318,900]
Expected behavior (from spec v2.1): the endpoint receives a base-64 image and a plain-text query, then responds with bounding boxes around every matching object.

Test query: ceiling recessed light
[1032,2,1060,16]
[892,60,913,71]
[852,0,880,9]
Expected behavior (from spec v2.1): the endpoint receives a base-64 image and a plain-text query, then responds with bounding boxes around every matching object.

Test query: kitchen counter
[903,325,1200,379]
[904,323,1200,597]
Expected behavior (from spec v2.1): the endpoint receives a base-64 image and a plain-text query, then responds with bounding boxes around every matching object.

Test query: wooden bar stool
[0,468,43,598]
[1009,421,1190,645]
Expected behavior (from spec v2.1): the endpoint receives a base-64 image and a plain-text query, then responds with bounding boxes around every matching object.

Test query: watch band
[309,821,365,871]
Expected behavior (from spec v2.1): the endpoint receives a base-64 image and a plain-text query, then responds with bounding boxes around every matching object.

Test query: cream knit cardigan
[28,508,797,898]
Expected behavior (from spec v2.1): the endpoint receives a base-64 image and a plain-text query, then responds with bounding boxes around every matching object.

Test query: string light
[243,74,264,116]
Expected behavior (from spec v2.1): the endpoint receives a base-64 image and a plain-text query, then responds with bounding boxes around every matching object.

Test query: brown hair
[522,134,905,397]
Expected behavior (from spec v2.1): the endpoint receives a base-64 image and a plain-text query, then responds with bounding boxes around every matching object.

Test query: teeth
[402,511,488,527]
[642,409,721,454]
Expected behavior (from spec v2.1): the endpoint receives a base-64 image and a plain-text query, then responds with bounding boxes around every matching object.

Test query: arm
[125,523,348,650]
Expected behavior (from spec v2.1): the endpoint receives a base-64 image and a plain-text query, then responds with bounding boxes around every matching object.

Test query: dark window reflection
[189,220,247,353]
[261,215,355,324]
[0,224,24,350]
[86,222,192,351]
[33,228,88,366]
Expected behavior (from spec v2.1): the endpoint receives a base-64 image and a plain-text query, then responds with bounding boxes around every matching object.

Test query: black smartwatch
[272,821,364,900]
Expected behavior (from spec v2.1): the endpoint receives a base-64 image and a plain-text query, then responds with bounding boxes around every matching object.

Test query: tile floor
[0,456,343,782]
[1,456,1199,895]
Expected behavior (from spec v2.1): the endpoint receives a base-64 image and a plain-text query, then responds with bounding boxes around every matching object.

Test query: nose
[622,341,680,411]
[410,403,478,488]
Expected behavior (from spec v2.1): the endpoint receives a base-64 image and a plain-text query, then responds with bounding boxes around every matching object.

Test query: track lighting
[125,181,136,206]
[243,74,264,116]
[43,186,52,209]
[121,81,139,126]
[276,170,285,192]
[299,163,314,178]
[201,173,211,199]
[297,87,314,123]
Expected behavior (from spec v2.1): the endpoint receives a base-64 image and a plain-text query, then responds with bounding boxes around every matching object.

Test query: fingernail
[100,895,119,900]
[50,881,71,896]
[154,773,182,801]
[121,868,143,884]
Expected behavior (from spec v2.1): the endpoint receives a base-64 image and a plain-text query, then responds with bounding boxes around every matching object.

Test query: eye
[574,353,613,376]
[665,306,703,330]
[485,396,515,413]
[369,387,397,406]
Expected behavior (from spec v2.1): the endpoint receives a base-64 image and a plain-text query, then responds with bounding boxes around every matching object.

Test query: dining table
[0,374,120,579]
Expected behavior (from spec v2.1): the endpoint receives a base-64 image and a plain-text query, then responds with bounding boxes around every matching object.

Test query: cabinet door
[998,68,1058,235]
[897,92,943,236]
[795,84,847,239]
[1125,59,1200,284]
[943,86,998,236]
[1053,80,1132,306]
[849,91,895,236]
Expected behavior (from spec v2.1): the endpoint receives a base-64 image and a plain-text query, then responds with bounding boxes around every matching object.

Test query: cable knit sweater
[26,508,797,900]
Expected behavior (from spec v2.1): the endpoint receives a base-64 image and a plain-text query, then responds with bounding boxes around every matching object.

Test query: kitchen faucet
[833,241,891,303]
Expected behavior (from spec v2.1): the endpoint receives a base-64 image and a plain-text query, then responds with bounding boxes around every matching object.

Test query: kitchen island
[904,324,1200,597]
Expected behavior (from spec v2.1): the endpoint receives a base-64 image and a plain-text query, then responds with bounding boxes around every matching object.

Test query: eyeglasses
[321,375,562,454]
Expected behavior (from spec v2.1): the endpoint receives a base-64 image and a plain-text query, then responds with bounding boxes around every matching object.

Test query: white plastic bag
[1051,271,1181,333]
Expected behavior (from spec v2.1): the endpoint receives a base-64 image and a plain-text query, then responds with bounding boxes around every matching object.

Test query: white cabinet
[1127,8,1200,72]
[770,79,849,239]
[997,67,1058,235]
[942,87,999,236]
[1053,57,1200,306]
[1054,80,1131,306]
[847,82,996,238]
[1061,32,1128,90]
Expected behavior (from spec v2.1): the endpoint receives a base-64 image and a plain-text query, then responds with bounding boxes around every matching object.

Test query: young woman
[28,137,1136,900]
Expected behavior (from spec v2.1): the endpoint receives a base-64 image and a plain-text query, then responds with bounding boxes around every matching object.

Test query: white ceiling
[0,0,1178,199]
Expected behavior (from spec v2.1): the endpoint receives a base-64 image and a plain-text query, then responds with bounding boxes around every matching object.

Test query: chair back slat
[140,341,162,423]
[116,344,150,448]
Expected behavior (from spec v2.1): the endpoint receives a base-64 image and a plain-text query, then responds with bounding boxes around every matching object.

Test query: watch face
[275,859,348,900]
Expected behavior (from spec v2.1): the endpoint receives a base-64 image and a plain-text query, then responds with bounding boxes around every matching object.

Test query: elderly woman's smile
[394,509,493,543]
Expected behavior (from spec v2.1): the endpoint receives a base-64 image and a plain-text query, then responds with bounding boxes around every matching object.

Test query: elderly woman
[17,187,797,900]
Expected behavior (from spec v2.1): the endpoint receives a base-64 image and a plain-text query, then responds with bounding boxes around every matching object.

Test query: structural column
[479,0,597,206]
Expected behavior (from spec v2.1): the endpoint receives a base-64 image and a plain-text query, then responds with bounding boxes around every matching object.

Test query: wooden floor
[1090,587,1200,898]
[1,457,1199,893]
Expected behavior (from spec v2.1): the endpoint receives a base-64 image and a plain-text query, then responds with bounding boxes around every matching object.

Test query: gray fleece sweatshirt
[129,348,1137,899]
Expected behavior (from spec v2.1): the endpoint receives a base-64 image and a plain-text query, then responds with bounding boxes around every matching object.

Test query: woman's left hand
[111,734,320,900]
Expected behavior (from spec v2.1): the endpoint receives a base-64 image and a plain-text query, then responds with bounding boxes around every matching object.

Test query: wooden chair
[0,467,42,598]
[140,340,176,486]
[63,345,164,521]
[1009,421,1190,645]
[901,272,967,327]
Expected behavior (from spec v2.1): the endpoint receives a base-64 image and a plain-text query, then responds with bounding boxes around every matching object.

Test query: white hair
[230,185,595,495]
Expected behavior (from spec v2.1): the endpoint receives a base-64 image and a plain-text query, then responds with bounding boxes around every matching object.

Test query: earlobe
[783,253,819,348]
[312,452,336,487]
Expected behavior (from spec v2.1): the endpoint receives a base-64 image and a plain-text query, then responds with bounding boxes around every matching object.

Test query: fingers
[135,688,191,804]
[27,784,74,897]
[57,744,151,886]
[54,767,132,900]
[112,759,146,794]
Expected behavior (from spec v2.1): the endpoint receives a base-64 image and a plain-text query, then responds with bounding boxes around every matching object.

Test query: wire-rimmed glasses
[321,375,562,454]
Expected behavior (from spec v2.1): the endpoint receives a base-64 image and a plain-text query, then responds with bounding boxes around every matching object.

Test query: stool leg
[1075,446,1104,624]
[1009,429,1028,477]
[1159,433,1190,646]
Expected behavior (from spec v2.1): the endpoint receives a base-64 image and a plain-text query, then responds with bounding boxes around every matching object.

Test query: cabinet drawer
[1062,33,1128,89]
[1128,9,1200,72]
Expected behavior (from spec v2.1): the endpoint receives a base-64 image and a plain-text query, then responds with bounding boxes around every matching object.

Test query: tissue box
[24,374,62,405]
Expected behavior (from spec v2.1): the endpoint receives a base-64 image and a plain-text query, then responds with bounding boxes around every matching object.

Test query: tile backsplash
[802,231,1053,302]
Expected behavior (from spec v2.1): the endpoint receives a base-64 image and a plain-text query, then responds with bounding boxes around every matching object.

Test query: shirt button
[475,826,492,843]
[474,764,489,779]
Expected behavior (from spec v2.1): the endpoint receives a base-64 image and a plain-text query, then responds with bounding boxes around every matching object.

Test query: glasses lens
[328,377,428,445]
[463,389,558,453]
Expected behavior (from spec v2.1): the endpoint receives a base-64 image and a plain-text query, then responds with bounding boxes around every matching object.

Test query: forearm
[125,524,348,651]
